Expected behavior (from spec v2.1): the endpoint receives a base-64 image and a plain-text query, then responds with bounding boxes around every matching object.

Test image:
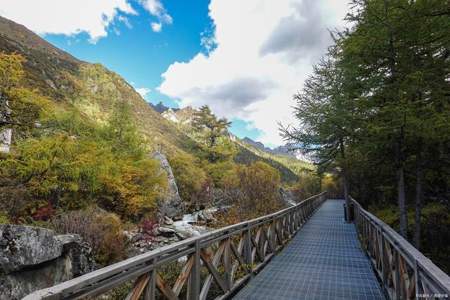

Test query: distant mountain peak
[241,137,297,159]
[149,101,178,113]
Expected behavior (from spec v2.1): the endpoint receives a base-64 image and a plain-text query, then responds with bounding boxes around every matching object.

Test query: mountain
[149,101,179,114]
[237,137,314,176]
[242,137,298,159]
[0,15,307,183]
[0,16,195,156]
[157,107,311,182]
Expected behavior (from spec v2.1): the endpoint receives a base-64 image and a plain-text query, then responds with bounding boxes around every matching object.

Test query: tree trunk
[398,166,408,238]
[339,139,351,222]
[343,172,351,222]
[414,153,423,249]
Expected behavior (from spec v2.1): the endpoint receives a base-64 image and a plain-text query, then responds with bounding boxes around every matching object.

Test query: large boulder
[152,151,184,219]
[0,225,63,273]
[0,225,95,300]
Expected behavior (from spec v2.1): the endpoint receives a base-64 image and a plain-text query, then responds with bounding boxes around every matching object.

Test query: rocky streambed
[126,207,223,255]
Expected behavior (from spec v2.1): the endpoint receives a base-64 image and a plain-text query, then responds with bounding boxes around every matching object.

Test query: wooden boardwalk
[234,200,386,300]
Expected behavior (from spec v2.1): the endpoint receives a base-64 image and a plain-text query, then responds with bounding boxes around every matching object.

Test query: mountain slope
[0,16,195,156]
[0,15,306,183]
[158,106,308,182]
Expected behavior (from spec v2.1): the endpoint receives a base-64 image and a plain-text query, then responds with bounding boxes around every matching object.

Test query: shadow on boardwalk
[234,200,385,300]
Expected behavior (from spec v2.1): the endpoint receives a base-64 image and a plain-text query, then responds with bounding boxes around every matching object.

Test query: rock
[198,210,216,223]
[0,225,95,300]
[279,188,297,207]
[0,128,12,154]
[131,233,144,243]
[174,230,191,239]
[123,230,134,241]
[163,216,174,225]
[0,225,63,273]
[152,152,184,219]
[154,236,168,243]
[157,226,176,237]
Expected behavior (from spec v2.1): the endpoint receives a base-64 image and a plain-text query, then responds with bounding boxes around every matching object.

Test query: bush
[205,160,236,188]
[51,208,127,265]
[292,171,322,200]
[321,173,341,198]
[0,103,167,221]
[220,162,282,223]
[168,153,210,209]
[138,218,159,242]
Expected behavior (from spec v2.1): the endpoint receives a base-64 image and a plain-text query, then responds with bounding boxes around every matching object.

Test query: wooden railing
[25,192,327,300]
[351,197,450,300]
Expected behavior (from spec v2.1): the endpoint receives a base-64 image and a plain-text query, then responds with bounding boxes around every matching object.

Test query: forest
[282,0,450,272]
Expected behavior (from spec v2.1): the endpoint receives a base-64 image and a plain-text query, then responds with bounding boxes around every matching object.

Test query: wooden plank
[172,255,194,296]
[199,241,226,300]
[156,273,179,300]
[200,250,229,293]
[143,269,156,300]
[125,274,150,300]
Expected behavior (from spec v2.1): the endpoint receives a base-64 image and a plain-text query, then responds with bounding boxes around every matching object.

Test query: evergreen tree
[193,105,231,148]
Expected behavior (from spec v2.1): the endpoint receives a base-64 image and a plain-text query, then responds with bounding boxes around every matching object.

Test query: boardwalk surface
[234,200,385,300]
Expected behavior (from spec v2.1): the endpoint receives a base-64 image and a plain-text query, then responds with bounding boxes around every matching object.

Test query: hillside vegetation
[160,105,312,183]
[0,16,325,267]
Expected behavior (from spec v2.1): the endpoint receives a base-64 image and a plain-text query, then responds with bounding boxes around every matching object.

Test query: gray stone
[0,225,63,273]
[157,226,176,237]
[0,225,95,300]
[163,216,174,225]
[152,151,184,219]
[279,187,297,207]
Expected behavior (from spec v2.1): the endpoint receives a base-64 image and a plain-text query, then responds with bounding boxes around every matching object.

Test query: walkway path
[233,200,385,300]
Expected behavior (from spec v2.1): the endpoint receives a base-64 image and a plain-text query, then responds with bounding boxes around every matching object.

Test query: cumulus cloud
[260,0,334,63]
[135,87,151,98]
[181,77,276,118]
[159,0,348,145]
[151,22,162,32]
[0,0,136,43]
[140,0,172,32]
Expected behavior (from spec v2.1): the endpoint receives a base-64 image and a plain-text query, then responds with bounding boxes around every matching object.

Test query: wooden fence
[24,192,327,300]
[351,197,450,300]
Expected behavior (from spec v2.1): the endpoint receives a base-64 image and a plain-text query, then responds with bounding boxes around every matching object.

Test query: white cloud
[0,0,137,43]
[118,15,133,29]
[158,0,348,145]
[135,87,151,98]
[140,0,172,32]
[151,22,162,32]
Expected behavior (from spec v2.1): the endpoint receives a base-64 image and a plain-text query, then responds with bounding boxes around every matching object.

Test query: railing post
[224,238,232,290]
[414,259,420,298]
[380,234,388,287]
[394,251,401,300]
[188,240,201,300]
[244,224,253,267]
[143,259,156,300]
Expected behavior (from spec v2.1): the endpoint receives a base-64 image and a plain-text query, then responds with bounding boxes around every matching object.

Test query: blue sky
[0,0,347,146]
[45,1,208,108]
[41,0,265,143]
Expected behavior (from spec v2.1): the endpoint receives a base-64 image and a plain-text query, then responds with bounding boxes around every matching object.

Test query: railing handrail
[24,192,327,299]
[350,196,450,297]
